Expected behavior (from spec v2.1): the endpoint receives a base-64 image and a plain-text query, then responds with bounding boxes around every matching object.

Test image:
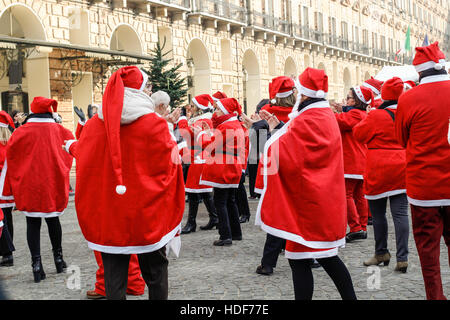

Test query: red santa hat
[413,42,447,72]
[0,111,14,129]
[30,97,58,114]
[192,94,214,110]
[215,98,242,116]
[102,66,149,195]
[212,91,228,101]
[361,77,384,97]
[269,76,295,103]
[381,77,404,101]
[404,80,417,90]
[297,67,328,99]
[353,85,374,107]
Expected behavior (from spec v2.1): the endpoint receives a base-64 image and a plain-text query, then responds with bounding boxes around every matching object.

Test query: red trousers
[410,205,450,300]
[345,178,368,233]
[94,251,145,296]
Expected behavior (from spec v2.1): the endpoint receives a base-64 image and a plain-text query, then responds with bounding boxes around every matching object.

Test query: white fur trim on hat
[192,97,210,110]
[139,70,149,91]
[275,90,294,98]
[353,86,371,104]
[116,185,126,195]
[216,100,229,115]
[298,83,327,99]
[415,59,447,72]
[361,83,380,96]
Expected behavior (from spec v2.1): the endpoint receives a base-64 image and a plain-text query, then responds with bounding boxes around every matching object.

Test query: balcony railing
[194,0,247,24]
[292,24,323,42]
[251,11,290,34]
[150,0,191,9]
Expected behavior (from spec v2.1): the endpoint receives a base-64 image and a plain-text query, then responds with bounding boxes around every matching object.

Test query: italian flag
[395,26,411,60]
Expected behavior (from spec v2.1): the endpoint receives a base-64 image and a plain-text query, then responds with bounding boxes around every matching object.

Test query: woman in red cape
[256,68,356,300]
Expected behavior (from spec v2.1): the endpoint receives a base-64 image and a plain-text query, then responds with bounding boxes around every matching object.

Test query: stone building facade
[0,0,448,132]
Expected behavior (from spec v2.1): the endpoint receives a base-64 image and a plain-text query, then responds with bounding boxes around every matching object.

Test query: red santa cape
[256,100,347,259]
[67,66,185,254]
[0,98,74,217]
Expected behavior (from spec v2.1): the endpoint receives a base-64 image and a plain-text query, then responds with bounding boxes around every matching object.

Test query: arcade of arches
[0,1,383,134]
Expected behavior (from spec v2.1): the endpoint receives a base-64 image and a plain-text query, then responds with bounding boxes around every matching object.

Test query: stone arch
[0,3,49,113]
[284,56,297,78]
[186,38,211,99]
[242,49,261,115]
[343,67,352,97]
[304,54,311,69]
[110,23,143,54]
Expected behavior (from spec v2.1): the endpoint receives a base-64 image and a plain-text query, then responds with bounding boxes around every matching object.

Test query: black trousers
[0,207,14,256]
[247,163,259,198]
[26,216,62,258]
[260,233,286,269]
[188,192,216,221]
[182,164,190,184]
[236,173,250,218]
[288,256,357,300]
[101,247,169,300]
[214,188,242,240]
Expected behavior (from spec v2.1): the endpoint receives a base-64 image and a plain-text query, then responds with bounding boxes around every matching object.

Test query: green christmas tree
[144,38,188,110]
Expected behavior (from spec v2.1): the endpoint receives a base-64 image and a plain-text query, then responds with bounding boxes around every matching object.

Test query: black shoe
[367,217,373,225]
[232,235,242,241]
[346,230,367,242]
[181,222,196,234]
[53,248,67,273]
[199,218,218,230]
[31,256,46,283]
[256,265,273,275]
[0,254,13,267]
[239,215,250,223]
[213,239,232,246]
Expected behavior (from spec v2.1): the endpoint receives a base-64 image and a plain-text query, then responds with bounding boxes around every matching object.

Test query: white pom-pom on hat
[116,185,126,195]
[316,90,325,98]
[434,63,443,70]
[271,99,277,104]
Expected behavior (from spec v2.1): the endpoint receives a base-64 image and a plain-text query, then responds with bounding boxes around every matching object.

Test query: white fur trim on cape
[364,189,406,200]
[285,247,339,260]
[87,223,182,254]
[407,196,450,207]
[0,160,13,201]
[98,87,155,124]
[188,112,213,126]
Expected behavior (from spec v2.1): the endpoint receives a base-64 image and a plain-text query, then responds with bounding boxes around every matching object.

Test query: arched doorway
[242,49,260,115]
[110,24,143,54]
[284,56,297,79]
[343,68,352,97]
[0,4,49,114]
[186,38,211,102]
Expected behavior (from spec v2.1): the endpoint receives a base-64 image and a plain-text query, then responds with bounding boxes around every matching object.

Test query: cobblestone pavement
[0,186,448,300]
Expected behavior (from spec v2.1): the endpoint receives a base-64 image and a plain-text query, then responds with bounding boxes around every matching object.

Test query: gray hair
[151,91,171,107]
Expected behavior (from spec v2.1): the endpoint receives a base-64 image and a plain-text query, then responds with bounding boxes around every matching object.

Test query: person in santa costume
[0,111,15,267]
[256,67,356,300]
[198,98,245,246]
[260,76,297,122]
[73,105,146,300]
[0,97,74,283]
[64,66,185,300]
[236,116,251,224]
[353,77,409,273]
[362,77,384,109]
[241,77,298,275]
[334,85,371,242]
[176,94,218,234]
[395,42,450,300]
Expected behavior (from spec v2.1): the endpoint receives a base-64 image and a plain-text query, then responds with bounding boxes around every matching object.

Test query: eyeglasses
[346,95,354,100]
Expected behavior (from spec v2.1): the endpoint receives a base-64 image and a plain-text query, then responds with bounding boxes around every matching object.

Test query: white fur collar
[98,88,155,124]
[188,112,213,125]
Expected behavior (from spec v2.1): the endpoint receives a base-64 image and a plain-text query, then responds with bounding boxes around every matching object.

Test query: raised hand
[73,106,86,123]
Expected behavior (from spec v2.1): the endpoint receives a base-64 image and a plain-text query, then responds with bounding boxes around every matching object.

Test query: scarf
[378,100,398,110]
